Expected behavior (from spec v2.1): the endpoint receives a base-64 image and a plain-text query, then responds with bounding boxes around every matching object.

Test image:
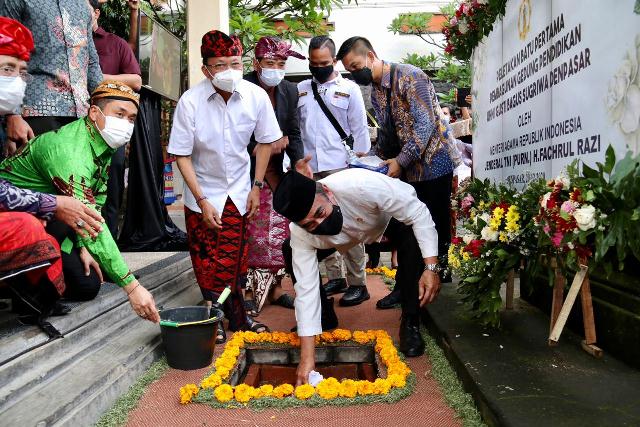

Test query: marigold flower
[373,378,392,394]
[331,329,352,341]
[214,384,234,403]
[294,384,316,400]
[356,380,375,396]
[200,374,222,389]
[272,384,294,398]
[234,384,255,403]
[387,374,407,388]
[352,331,370,344]
[339,379,358,398]
[179,383,199,404]
[316,377,340,399]
[258,384,274,398]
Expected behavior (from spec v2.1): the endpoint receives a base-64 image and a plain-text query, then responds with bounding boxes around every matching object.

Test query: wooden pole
[548,264,588,343]
[549,258,565,342]
[578,259,603,357]
[505,269,515,310]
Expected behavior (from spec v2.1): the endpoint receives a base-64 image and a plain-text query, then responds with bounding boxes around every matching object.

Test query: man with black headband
[273,166,441,385]
[297,35,371,308]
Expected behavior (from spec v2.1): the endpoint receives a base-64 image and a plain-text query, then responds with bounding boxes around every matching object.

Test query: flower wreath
[179,329,415,408]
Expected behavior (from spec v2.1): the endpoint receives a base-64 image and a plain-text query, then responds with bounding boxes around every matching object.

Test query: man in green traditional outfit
[0,81,160,323]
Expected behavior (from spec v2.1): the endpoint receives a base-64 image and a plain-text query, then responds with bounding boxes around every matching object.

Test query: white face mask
[442,114,450,125]
[210,68,243,93]
[259,67,285,87]
[0,76,26,115]
[95,107,135,149]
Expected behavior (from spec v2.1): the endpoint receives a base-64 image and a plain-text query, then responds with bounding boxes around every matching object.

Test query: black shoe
[339,286,370,307]
[399,314,425,357]
[324,278,348,296]
[290,297,338,332]
[376,289,401,309]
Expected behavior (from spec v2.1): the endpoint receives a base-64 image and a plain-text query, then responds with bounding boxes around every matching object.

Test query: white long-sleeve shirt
[297,74,370,173]
[168,79,282,215]
[290,169,438,336]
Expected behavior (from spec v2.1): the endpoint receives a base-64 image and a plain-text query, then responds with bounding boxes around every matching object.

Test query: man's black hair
[309,35,336,57]
[336,36,377,61]
[88,0,101,10]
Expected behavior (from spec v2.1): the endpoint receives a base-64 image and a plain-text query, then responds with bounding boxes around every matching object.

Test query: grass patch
[95,358,169,427]
[422,329,486,427]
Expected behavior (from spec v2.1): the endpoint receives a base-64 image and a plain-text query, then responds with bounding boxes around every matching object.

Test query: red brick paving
[126,276,461,427]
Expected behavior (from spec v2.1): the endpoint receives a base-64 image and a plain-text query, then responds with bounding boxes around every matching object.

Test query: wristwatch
[253,179,264,189]
[424,263,442,274]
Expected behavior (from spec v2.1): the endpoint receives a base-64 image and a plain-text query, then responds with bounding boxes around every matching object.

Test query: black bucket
[159,306,223,370]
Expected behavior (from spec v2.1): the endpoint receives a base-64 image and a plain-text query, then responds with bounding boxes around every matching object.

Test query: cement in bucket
[159,306,223,370]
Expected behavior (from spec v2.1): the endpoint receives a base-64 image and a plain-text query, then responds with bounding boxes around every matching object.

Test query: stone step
[0,267,195,409]
[0,253,201,427]
[0,253,192,366]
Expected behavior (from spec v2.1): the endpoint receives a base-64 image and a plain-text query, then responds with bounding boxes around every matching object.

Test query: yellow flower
[234,384,255,403]
[179,383,199,404]
[356,380,375,396]
[320,331,335,343]
[505,205,520,233]
[258,384,273,398]
[339,379,358,398]
[387,374,407,388]
[243,331,259,343]
[462,251,470,261]
[272,384,294,398]
[352,331,370,344]
[331,329,352,341]
[490,207,505,230]
[215,365,231,379]
[294,384,316,400]
[499,232,508,242]
[316,377,340,399]
[214,384,234,403]
[200,374,222,389]
[373,378,392,394]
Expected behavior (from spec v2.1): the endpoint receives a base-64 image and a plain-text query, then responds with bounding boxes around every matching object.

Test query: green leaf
[604,145,616,174]
[463,276,482,283]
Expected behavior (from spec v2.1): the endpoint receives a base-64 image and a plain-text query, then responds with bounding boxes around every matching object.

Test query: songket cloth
[185,197,248,330]
[0,212,64,295]
[245,185,289,311]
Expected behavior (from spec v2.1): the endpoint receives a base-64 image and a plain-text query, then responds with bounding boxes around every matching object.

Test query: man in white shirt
[297,36,370,307]
[273,166,442,385]
[168,30,282,341]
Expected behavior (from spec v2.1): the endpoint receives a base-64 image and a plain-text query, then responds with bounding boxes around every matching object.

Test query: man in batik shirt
[338,37,461,310]
[0,17,104,332]
[0,81,159,323]
[0,0,103,155]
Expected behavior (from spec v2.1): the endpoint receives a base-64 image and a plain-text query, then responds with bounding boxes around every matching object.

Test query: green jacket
[0,118,134,287]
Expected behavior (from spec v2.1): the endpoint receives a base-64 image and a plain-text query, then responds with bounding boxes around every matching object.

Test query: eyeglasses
[205,62,243,72]
[0,65,33,83]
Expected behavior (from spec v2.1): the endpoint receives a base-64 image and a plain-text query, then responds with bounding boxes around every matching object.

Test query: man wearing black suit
[245,37,306,188]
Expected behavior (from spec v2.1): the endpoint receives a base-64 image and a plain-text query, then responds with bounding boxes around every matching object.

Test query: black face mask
[351,66,373,86]
[309,64,334,83]
[309,205,343,235]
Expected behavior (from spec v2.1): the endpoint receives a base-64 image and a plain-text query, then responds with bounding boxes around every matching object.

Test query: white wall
[284,0,449,75]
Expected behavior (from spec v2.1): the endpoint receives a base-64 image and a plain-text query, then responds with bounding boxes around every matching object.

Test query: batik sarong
[0,212,64,295]
[245,186,289,311]
[185,197,248,330]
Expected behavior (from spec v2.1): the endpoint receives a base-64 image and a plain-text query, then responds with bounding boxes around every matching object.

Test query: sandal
[215,321,226,344]
[244,299,259,317]
[245,316,270,333]
[272,293,295,309]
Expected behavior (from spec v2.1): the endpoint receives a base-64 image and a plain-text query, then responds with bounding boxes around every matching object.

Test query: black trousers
[45,221,101,301]
[25,116,76,137]
[383,218,422,316]
[103,144,126,238]
[410,173,453,259]
[282,238,334,315]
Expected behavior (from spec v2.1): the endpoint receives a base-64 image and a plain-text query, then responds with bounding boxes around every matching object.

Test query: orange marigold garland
[179,329,415,407]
